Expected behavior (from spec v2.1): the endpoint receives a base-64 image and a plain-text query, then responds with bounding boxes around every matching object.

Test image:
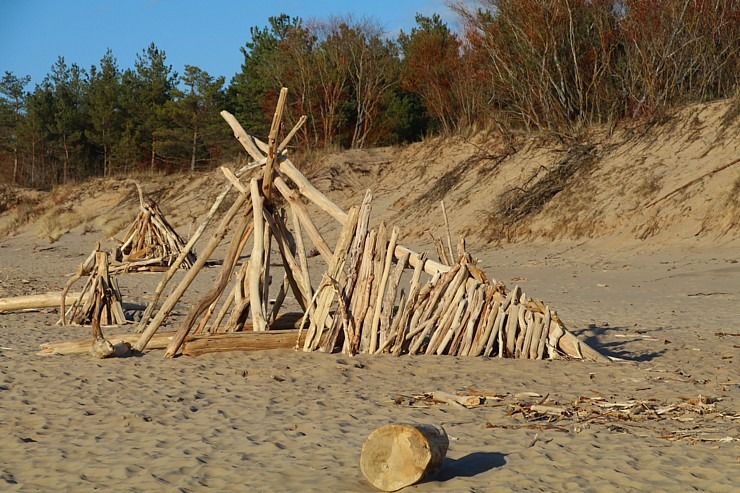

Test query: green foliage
[156,65,229,171]
[4,3,737,188]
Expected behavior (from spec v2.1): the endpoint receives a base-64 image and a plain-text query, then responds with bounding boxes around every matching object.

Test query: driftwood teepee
[127,87,609,363]
[59,249,126,328]
[114,183,196,272]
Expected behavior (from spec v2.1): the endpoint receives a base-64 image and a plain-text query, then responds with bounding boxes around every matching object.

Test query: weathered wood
[134,193,251,352]
[220,110,265,161]
[369,226,399,353]
[291,207,313,309]
[459,283,487,356]
[39,332,171,355]
[528,313,544,359]
[183,329,307,356]
[360,423,449,492]
[557,328,612,363]
[505,302,521,357]
[249,179,268,332]
[353,230,377,354]
[273,175,333,263]
[262,87,288,201]
[165,212,254,357]
[278,158,348,224]
[135,163,255,332]
[0,291,86,313]
[537,308,551,360]
[394,245,451,276]
[303,207,360,351]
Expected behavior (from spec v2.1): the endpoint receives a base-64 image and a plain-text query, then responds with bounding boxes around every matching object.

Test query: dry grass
[487,144,599,241]
[35,208,87,243]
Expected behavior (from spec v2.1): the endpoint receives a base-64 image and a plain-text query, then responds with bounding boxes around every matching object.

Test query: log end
[360,423,449,492]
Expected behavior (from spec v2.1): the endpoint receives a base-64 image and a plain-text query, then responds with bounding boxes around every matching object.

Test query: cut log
[360,423,449,492]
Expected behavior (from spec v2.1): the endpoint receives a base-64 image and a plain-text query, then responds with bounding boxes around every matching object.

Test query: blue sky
[0,0,455,88]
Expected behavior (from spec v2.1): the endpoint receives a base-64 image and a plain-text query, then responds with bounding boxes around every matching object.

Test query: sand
[1,229,738,492]
[1,99,738,491]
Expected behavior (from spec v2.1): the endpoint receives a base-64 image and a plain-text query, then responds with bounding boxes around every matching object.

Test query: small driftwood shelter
[123,88,608,363]
[113,183,196,272]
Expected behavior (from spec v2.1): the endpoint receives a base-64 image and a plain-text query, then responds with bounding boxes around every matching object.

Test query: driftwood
[63,251,126,327]
[360,423,449,492]
[114,185,196,272]
[0,292,85,313]
[43,86,609,365]
[182,329,306,356]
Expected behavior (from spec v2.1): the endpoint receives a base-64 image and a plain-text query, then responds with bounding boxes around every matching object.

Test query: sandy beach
[1,228,738,492]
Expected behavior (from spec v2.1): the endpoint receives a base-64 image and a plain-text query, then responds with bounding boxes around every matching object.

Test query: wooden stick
[278,115,307,152]
[266,211,311,310]
[536,308,551,360]
[183,329,306,356]
[134,193,251,352]
[220,110,265,161]
[369,226,399,353]
[273,175,333,263]
[262,87,288,201]
[277,158,348,224]
[249,179,268,332]
[459,283,486,356]
[504,303,521,357]
[303,207,359,351]
[220,166,248,194]
[441,200,455,264]
[394,245,451,276]
[482,303,504,357]
[136,160,259,333]
[164,214,254,357]
[434,297,468,355]
[425,276,469,355]
[407,265,463,354]
[290,207,313,308]
[354,230,377,354]
[378,251,409,352]
[0,291,86,313]
[518,309,535,358]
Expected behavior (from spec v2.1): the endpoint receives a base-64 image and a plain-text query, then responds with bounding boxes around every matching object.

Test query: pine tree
[0,71,31,184]
[156,65,227,171]
[87,49,121,177]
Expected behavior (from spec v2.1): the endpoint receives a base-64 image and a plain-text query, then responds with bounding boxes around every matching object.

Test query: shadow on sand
[437,451,507,482]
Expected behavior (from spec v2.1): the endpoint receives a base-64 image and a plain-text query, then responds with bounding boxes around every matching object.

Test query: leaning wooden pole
[134,193,252,352]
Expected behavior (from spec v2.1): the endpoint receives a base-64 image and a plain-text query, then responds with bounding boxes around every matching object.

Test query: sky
[0,0,456,89]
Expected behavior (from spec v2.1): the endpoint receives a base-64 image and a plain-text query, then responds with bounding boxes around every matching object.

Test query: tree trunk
[190,128,197,172]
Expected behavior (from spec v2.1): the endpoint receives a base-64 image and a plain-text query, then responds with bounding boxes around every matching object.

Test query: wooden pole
[249,179,268,332]
[262,87,288,201]
[164,215,254,357]
[134,193,251,352]
[136,159,261,333]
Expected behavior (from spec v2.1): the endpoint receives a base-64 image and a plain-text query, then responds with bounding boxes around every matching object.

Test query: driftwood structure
[122,87,609,363]
[60,249,126,328]
[113,183,196,272]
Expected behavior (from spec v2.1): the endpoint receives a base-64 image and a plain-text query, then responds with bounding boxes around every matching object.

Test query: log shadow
[573,326,667,362]
[437,452,507,481]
